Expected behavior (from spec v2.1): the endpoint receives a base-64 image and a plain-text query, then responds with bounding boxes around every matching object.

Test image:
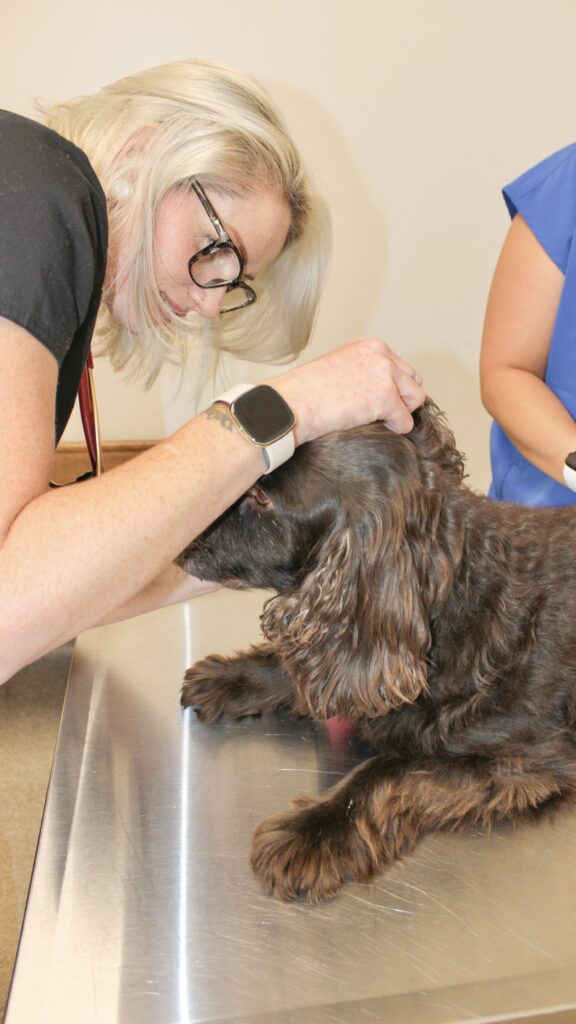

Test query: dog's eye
[247,484,272,509]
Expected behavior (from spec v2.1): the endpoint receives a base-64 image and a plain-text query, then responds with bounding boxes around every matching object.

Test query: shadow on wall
[416,346,493,494]
[264,82,493,494]
[270,79,389,349]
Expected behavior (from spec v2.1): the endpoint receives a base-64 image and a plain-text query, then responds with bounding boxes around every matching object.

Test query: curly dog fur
[177,401,576,902]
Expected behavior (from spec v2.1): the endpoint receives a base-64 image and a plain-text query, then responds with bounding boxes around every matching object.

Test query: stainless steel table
[5,591,576,1024]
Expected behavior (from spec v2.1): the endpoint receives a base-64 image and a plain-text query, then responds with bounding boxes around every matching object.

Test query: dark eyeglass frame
[188,180,257,314]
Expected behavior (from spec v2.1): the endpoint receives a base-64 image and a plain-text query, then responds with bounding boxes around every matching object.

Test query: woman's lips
[160,291,189,317]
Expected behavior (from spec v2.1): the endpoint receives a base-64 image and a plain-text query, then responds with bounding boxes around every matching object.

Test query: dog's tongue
[324,717,356,749]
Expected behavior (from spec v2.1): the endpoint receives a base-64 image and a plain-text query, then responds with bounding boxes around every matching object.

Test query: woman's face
[109,184,292,330]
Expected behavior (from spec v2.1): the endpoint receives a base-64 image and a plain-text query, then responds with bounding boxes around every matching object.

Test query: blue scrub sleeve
[503,143,576,273]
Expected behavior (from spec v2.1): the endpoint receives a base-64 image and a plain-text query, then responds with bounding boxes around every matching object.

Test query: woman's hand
[268,337,425,444]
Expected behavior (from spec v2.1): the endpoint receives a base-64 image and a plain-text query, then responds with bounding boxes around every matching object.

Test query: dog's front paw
[250,797,380,902]
[181,653,266,722]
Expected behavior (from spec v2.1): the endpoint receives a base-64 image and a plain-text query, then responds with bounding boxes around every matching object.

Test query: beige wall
[2,0,576,491]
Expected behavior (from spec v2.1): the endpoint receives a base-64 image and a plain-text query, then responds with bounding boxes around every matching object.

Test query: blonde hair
[43,59,331,385]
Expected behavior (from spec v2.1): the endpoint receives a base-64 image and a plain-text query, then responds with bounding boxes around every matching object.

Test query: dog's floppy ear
[262,404,464,721]
[261,493,432,720]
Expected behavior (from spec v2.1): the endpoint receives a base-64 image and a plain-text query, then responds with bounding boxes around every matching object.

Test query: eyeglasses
[188,180,257,314]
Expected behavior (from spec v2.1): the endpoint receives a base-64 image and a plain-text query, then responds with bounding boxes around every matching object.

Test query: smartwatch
[212,383,295,471]
[564,451,576,491]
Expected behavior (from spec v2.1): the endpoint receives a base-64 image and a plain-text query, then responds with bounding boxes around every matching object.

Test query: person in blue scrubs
[480,145,576,507]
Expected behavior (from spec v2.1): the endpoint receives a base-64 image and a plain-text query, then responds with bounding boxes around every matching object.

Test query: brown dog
[177,401,576,902]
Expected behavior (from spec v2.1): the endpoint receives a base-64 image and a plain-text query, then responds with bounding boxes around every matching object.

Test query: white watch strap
[213,384,295,472]
[563,456,576,492]
[215,384,256,404]
[261,430,295,472]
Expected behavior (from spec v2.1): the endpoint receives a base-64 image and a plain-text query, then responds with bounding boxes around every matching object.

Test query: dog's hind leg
[250,753,573,902]
[181,644,304,722]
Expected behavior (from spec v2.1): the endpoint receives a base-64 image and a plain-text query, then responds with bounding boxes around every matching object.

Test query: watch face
[233,385,295,443]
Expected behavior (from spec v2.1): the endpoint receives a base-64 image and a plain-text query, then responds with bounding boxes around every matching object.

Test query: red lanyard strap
[78,349,102,476]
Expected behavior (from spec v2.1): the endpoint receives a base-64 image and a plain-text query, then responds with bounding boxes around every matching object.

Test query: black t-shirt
[0,110,108,441]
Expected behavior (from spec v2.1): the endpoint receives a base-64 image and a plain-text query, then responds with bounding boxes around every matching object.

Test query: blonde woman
[0,59,424,684]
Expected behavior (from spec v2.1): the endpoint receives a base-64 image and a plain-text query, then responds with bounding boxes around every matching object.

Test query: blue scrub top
[489,144,576,507]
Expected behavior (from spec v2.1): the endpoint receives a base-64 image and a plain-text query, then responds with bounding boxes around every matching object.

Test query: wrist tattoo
[206,403,234,432]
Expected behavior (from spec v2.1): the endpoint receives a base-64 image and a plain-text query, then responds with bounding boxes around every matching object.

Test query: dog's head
[177,400,466,719]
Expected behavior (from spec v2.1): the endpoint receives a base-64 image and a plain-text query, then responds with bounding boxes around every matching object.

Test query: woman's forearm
[95,564,220,626]
[481,365,576,484]
[0,412,263,682]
